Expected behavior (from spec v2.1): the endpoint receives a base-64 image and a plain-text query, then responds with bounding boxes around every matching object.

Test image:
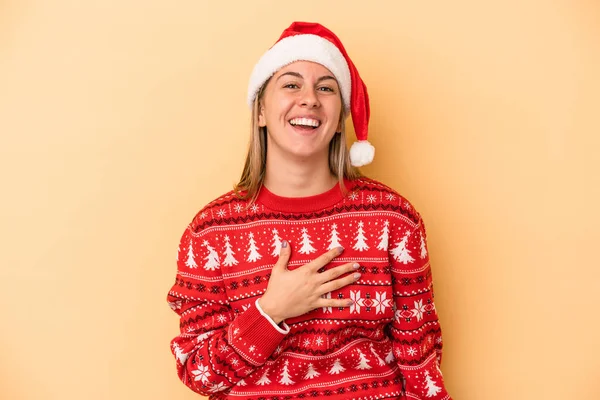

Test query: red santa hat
[247,22,374,167]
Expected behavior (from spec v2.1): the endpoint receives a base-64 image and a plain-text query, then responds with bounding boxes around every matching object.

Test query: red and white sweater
[167,178,451,399]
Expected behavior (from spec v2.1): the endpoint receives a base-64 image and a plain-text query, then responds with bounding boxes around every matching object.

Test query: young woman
[167,22,452,400]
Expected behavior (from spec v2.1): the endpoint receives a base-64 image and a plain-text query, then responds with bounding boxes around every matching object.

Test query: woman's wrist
[257,297,284,325]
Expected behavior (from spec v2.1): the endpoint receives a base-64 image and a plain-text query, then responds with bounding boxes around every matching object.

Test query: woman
[167,22,451,399]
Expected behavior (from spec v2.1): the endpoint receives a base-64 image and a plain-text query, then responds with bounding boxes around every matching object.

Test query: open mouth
[289,117,321,130]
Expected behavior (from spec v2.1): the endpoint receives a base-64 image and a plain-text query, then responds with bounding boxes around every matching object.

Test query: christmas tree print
[424,370,442,397]
[355,349,372,370]
[298,227,317,254]
[369,344,386,366]
[185,239,198,268]
[222,235,239,266]
[172,342,189,364]
[246,232,262,262]
[271,228,282,257]
[303,363,320,379]
[256,368,271,385]
[202,240,220,271]
[327,223,342,250]
[279,360,294,385]
[377,220,390,251]
[390,231,415,264]
[385,349,395,364]
[329,358,346,374]
[420,231,428,258]
[353,221,369,251]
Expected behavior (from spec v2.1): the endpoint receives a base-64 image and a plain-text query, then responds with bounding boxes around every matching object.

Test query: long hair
[234,82,361,202]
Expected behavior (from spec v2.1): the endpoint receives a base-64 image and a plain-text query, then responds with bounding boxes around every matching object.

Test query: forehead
[274,60,336,79]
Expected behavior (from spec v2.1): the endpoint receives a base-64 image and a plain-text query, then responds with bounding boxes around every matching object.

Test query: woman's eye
[318,86,334,92]
[284,83,299,89]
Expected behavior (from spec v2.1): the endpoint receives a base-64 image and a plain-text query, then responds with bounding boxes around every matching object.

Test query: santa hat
[247,22,374,167]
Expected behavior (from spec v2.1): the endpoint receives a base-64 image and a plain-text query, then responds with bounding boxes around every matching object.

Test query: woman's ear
[258,104,267,127]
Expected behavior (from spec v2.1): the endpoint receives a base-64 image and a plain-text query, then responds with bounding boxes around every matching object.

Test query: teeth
[290,118,320,128]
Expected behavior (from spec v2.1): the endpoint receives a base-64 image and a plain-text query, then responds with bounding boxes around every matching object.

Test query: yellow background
[1,0,599,399]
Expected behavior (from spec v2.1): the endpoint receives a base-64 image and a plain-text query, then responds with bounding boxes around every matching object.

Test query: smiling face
[258,61,343,164]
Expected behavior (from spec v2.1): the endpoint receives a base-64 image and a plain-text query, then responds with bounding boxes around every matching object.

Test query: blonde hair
[234,82,361,201]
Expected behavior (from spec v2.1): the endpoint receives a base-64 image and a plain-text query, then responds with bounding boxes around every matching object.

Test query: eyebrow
[275,72,338,84]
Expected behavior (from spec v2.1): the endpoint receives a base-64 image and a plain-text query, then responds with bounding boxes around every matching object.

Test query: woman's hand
[258,241,360,324]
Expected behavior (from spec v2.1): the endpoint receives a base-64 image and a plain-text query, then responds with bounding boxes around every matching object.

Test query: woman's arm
[389,214,452,400]
[167,225,289,396]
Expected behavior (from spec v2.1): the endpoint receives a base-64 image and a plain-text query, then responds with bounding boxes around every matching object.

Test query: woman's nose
[299,88,320,108]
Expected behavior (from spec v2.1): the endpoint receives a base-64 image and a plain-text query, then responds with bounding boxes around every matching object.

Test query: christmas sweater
[167,178,451,399]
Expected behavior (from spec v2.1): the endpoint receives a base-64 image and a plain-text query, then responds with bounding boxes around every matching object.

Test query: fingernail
[352,263,360,269]
[353,273,361,280]
[337,246,344,254]
[282,240,288,248]
[346,300,354,306]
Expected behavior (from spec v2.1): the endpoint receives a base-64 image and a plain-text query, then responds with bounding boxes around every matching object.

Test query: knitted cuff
[227,303,289,366]
[255,299,290,334]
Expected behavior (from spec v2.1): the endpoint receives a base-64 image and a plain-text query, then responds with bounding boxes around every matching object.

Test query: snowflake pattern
[233,203,243,213]
[348,192,359,201]
[191,364,210,383]
[248,345,256,353]
[230,359,239,366]
[386,193,396,201]
[216,209,226,218]
[374,292,392,314]
[349,290,363,314]
[350,290,392,314]
[407,347,417,356]
[321,292,332,313]
[315,337,324,346]
[216,314,227,323]
[199,211,207,219]
[249,204,259,213]
[367,194,377,203]
[412,299,427,321]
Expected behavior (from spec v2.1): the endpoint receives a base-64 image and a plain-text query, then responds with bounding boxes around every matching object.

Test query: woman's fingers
[317,262,359,284]
[316,297,354,309]
[319,272,361,295]
[273,240,291,272]
[307,246,344,271]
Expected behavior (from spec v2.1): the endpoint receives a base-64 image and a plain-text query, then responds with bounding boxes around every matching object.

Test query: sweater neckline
[256,179,355,213]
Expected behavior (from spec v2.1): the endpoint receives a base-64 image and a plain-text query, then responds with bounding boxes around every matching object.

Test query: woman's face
[258,61,343,163]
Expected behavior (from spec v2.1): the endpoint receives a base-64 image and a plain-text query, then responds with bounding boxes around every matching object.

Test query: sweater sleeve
[166,222,288,396]
[389,215,451,400]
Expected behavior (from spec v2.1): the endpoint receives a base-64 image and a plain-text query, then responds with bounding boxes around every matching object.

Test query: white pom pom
[349,140,375,167]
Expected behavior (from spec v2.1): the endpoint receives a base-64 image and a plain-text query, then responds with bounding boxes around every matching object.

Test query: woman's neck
[263,154,338,198]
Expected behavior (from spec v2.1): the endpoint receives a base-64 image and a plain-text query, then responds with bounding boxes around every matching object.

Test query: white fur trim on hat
[247,34,351,111]
[349,140,375,167]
